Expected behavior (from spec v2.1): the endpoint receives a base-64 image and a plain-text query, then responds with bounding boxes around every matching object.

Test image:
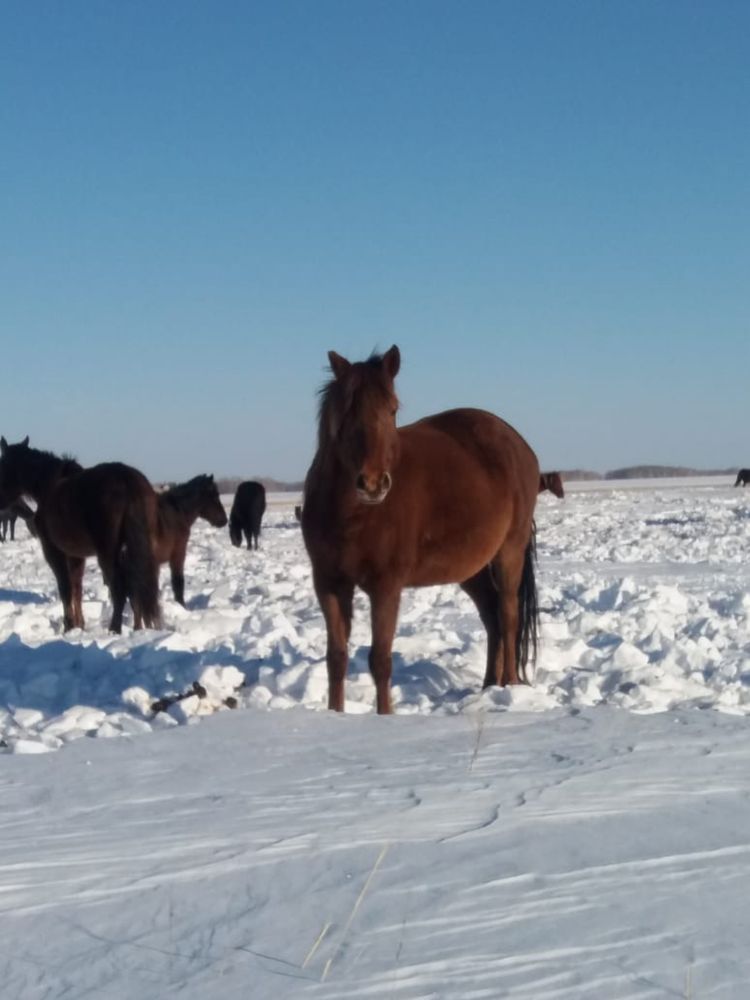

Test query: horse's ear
[21,436,29,448]
[383,344,400,380]
[0,436,6,455]
[328,351,351,381]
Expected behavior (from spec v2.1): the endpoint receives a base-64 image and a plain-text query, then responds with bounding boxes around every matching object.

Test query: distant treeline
[559,466,738,482]
[214,477,305,495]
[157,468,738,494]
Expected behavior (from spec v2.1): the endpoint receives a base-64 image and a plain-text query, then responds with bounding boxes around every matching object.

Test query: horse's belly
[44,511,96,559]
[404,523,506,587]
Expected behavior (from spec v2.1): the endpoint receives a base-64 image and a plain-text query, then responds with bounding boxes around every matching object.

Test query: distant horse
[0,498,36,541]
[0,436,161,633]
[301,346,539,715]
[539,471,565,498]
[154,474,228,605]
[229,481,266,549]
[294,504,303,522]
[735,469,750,487]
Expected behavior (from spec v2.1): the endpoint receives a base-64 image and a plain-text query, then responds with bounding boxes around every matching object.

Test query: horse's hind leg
[67,556,86,629]
[495,533,537,686]
[108,564,128,633]
[461,566,502,688]
[96,546,126,633]
[315,576,354,712]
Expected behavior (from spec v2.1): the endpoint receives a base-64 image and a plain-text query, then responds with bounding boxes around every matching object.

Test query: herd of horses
[0,439,266,632]
[2,346,741,714]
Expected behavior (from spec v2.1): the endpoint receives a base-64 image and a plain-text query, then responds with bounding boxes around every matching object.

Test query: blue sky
[1,0,748,480]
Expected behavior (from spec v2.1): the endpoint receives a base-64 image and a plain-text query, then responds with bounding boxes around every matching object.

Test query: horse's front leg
[316,579,354,712]
[369,585,401,715]
[39,534,76,631]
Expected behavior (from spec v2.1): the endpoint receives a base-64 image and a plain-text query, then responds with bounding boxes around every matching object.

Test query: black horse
[735,469,750,487]
[229,481,266,549]
[0,498,36,541]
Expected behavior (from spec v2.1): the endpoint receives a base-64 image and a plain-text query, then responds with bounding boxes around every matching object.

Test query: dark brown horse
[0,436,161,633]
[154,474,228,606]
[539,471,565,498]
[301,347,540,715]
[734,469,750,487]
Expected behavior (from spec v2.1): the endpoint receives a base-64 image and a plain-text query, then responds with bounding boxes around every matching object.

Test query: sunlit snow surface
[2,480,749,749]
[2,479,750,999]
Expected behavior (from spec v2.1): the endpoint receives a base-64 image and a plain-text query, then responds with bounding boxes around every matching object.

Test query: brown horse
[154,474,228,606]
[539,471,565,498]
[0,436,161,633]
[301,347,540,715]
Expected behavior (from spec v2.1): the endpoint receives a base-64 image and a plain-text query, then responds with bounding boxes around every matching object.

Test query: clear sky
[1,0,748,480]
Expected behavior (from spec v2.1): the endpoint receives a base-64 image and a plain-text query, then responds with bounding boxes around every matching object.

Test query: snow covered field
[2,477,750,998]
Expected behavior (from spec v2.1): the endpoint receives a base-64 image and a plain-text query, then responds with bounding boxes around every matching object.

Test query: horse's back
[231,481,266,518]
[402,408,538,500]
[42,462,158,556]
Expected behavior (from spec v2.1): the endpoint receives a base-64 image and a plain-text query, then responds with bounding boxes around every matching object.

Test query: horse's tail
[516,522,539,684]
[120,493,161,629]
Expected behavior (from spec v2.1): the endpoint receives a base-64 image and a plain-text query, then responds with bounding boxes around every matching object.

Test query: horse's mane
[161,474,214,511]
[25,446,83,476]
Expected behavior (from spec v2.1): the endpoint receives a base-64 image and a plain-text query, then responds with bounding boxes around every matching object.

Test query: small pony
[734,469,750,487]
[539,471,565,498]
[154,474,228,605]
[301,347,540,714]
[0,436,161,633]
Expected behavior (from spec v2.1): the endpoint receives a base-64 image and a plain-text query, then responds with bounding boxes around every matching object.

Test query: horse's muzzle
[356,471,392,505]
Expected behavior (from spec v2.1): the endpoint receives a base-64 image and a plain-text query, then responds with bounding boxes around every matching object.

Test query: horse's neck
[159,500,189,534]
[22,452,69,502]
[173,496,201,527]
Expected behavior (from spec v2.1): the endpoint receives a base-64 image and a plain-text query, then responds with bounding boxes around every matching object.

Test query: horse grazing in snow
[734,469,750,487]
[539,471,565,498]
[0,498,36,541]
[301,346,540,715]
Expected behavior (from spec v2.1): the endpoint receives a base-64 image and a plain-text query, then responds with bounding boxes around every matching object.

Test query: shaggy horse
[734,469,750,487]
[539,471,565,498]
[301,346,540,714]
[229,481,266,549]
[154,474,228,605]
[0,436,160,632]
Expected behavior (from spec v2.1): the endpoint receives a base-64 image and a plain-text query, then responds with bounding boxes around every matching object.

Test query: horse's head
[197,475,228,528]
[0,435,30,507]
[321,346,401,505]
